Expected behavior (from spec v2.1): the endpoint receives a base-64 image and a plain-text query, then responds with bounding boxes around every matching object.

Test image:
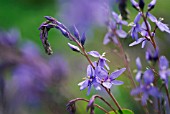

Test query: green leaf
[107,109,134,114]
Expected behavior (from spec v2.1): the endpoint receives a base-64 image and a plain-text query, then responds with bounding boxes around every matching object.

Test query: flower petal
[116,29,127,38]
[110,68,126,79]
[159,56,169,70]
[103,82,112,89]
[129,38,145,47]
[88,51,101,58]
[111,80,124,85]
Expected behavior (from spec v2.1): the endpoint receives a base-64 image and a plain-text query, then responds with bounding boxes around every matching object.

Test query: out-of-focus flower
[58,0,111,31]
[131,69,160,105]
[159,56,170,85]
[0,28,20,46]
[135,57,142,82]
[145,48,159,62]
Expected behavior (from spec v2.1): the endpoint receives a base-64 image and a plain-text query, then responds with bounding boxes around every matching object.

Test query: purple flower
[102,68,126,89]
[131,69,159,105]
[0,29,20,46]
[78,64,101,95]
[159,56,170,85]
[58,0,111,31]
[88,51,110,70]
[145,48,159,62]
[135,57,142,82]
[130,23,141,40]
[147,12,170,34]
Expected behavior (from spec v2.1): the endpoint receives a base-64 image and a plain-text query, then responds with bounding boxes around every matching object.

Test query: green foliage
[108,109,134,114]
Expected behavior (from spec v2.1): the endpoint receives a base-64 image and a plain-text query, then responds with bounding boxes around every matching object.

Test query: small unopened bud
[68,43,80,52]
[139,0,145,10]
[148,0,157,11]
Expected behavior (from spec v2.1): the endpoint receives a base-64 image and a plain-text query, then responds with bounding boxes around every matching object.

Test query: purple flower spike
[148,0,157,11]
[159,56,170,84]
[102,68,126,89]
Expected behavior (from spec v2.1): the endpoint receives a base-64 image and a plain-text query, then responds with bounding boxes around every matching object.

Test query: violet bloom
[159,56,170,85]
[102,68,126,89]
[131,69,159,105]
[58,0,111,31]
[145,48,159,62]
[147,12,170,34]
[0,28,20,46]
[88,51,110,70]
[135,57,142,82]
[103,11,128,45]
[78,64,101,95]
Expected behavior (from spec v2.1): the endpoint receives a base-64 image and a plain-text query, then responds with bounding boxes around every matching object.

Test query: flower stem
[69,34,95,69]
[102,84,122,112]
[71,98,109,113]
[164,84,170,107]
[141,12,157,49]
[112,29,137,89]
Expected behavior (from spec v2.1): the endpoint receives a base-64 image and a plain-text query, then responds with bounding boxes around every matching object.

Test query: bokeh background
[0,0,170,114]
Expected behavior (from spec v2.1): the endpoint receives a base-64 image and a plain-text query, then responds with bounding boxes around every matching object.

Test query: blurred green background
[1,0,170,114]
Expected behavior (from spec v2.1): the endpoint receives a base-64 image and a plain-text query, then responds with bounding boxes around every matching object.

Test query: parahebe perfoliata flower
[103,11,128,45]
[78,63,101,95]
[102,68,126,89]
[131,69,160,105]
[135,57,143,82]
[159,56,170,85]
[88,51,110,70]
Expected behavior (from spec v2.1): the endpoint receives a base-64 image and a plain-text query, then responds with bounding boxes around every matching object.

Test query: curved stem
[71,98,109,113]
[92,95,117,113]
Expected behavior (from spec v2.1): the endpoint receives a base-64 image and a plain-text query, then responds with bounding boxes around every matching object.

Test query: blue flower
[102,68,126,89]
[88,51,110,70]
[131,69,160,105]
[145,48,159,62]
[135,57,142,82]
[78,64,101,95]
[147,12,170,34]
[159,56,170,85]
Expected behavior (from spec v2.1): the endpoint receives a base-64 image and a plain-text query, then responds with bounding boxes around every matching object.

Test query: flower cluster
[103,11,128,45]
[0,28,69,114]
[37,0,170,114]
[129,0,170,49]
[78,51,126,95]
